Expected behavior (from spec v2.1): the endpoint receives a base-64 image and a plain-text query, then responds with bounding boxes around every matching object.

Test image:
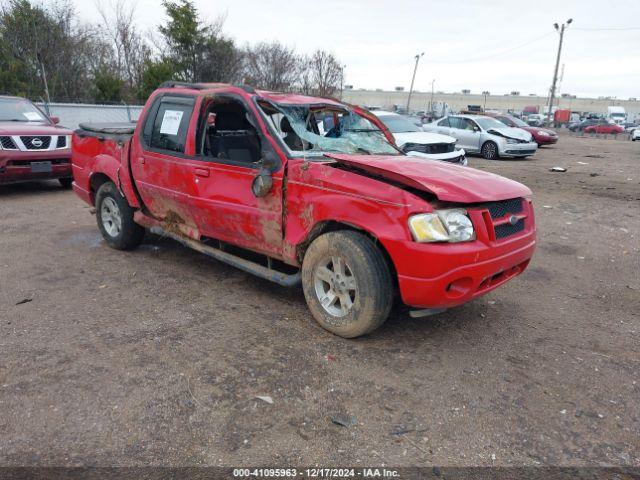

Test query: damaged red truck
[71,82,536,338]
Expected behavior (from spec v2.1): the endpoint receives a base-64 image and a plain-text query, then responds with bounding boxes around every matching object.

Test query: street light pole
[406,52,424,113]
[547,19,572,125]
[430,78,435,115]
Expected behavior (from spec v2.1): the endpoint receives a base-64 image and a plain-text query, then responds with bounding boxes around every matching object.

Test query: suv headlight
[408,209,475,243]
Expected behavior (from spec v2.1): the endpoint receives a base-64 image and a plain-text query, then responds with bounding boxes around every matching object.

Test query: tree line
[0,0,345,104]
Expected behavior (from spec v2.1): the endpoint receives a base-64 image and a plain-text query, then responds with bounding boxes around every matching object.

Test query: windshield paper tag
[160,110,183,135]
[23,112,42,121]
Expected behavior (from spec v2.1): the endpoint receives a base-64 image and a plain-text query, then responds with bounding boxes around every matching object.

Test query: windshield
[376,114,421,133]
[500,116,528,128]
[259,102,399,157]
[476,117,510,130]
[0,98,47,122]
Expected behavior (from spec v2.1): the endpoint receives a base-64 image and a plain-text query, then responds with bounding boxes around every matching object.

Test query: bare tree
[95,0,151,100]
[299,50,342,98]
[242,41,300,91]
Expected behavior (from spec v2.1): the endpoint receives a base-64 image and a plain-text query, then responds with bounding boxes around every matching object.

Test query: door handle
[194,168,210,178]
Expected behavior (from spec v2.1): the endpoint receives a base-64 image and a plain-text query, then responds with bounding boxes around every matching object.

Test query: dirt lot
[0,132,638,467]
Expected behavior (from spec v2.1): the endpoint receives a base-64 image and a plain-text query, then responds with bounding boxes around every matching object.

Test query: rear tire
[301,230,393,338]
[481,141,499,160]
[59,178,73,189]
[95,181,144,250]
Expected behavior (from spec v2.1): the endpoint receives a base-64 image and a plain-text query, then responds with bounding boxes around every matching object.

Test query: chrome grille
[0,136,17,149]
[20,135,51,150]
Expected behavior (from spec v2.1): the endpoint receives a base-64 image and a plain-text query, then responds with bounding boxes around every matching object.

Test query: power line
[573,26,640,31]
[428,31,555,64]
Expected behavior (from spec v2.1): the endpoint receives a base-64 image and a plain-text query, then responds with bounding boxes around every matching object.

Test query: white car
[372,111,467,165]
[632,129,640,141]
[423,114,538,160]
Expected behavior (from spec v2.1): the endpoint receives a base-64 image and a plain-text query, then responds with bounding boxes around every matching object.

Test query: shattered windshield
[258,101,399,157]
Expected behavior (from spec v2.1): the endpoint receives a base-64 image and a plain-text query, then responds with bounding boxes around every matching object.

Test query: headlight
[506,138,518,144]
[537,130,549,136]
[408,209,475,243]
[66,135,72,147]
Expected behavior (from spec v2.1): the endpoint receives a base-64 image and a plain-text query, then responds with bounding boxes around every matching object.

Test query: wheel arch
[295,220,399,293]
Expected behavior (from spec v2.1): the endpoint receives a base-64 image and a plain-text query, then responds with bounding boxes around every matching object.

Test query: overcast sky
[71,0,640,99]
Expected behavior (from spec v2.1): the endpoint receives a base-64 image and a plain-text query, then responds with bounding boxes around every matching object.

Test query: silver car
[424,114,538,159]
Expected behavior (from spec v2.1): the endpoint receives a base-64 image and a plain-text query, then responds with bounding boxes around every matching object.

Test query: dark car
[491,114,558,146]
[568,119,599,132]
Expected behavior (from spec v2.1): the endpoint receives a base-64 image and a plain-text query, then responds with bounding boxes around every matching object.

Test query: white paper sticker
[159,110,184,135]
[23,112,43,121]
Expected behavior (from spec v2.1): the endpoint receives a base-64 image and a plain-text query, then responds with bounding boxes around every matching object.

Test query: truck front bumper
[396,239,535,308]
[382,224,536,309]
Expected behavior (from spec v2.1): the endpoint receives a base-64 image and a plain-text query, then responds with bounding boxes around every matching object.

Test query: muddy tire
[481,141,499,160]
[301,230,393,338]
[59,178,73,189]
[95,181,144,250]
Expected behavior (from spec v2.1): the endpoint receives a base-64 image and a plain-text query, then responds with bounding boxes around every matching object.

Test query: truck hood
[393,131,456,146]
[0,121,72,135]
[486,127,532,142]
[325,153,531,203]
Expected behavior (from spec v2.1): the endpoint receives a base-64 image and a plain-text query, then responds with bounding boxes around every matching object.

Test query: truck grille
[487,198,523,219]
[56,136,67,148]
[0,136,18,150]
[403,142,455,154]
[21,135,52,150]
[494,219,526,239]
[484,198,527,241]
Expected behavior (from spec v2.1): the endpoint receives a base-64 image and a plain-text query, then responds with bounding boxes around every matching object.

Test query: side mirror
[474,126,480,132]
[251,168,273,198]
[50,116,60,124]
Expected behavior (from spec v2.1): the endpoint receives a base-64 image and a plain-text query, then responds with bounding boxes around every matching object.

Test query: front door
[187,95,284,257]
[449,117,481,152]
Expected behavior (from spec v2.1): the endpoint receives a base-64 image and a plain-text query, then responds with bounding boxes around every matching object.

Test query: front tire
[95,182,144,250]
[481,141,499,160]
[301,231,393,338]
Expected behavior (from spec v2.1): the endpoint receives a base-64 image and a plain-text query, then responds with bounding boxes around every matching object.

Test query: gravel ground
[0,132,638,467]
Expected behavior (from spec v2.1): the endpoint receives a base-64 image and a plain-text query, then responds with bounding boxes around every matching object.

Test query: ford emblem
[509,215,518,225]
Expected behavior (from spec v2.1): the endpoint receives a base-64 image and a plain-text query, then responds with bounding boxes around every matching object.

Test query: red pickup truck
[71,82,536,338]
[0,95,73,187]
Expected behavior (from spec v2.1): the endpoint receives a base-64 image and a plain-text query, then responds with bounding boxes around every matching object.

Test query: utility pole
[406,52,424,113]
[547,19,572,125]
[430,78,435,115]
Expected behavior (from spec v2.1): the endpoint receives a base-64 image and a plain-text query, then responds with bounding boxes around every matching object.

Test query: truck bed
[76,122,136,141]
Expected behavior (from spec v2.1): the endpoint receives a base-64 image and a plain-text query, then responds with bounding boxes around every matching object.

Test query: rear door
[130,94,202,238]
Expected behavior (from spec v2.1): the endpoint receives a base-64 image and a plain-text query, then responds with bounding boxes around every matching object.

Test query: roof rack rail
[158,81,206,90]
[235,84,256,94]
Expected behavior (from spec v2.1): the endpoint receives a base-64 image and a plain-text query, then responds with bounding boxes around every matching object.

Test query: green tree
[92,66,124,103]
[159,0,242,83]
[137,59,176,101]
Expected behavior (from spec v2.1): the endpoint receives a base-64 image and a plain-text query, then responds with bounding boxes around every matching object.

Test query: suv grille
[20,135,51,150]
[56,136,67,148]
[495,219,526,239]
[484,198,527,241]
[487,198,523,219]
[0,136,17,149]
